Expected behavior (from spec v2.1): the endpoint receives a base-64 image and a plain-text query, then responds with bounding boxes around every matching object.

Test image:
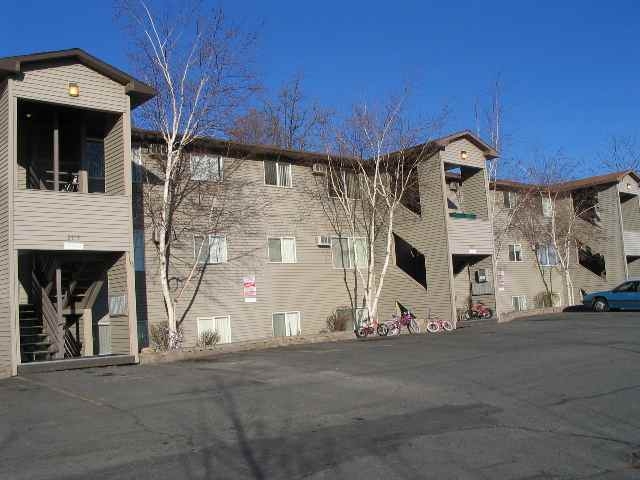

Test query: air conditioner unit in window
[312,163,327,175]
[475,268,487,283]
[317,235,331,247]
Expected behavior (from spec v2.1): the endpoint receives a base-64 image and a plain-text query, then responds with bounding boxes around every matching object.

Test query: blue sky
[2,1,638,176]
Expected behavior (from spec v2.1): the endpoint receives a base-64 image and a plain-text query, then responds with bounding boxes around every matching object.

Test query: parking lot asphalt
[1,311,640,479]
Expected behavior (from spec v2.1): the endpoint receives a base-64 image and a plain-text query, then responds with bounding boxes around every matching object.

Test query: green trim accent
[449,212,477,219]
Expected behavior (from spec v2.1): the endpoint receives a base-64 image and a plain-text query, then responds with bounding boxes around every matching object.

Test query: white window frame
[133,229,145,271]
[328,169,359,199]
[131,144,143,183]
[508,243,523,262]
[512,295,528,312]
[271,311,301,336]
[267,236,297,264]
[264,160,293,188]
[196,316,232,344]
[331,236,368,269]
[537,244,558,267]
[503,190,517,209]
[194,234,228,264]
[541,196,553,218]
[190,154,224,182]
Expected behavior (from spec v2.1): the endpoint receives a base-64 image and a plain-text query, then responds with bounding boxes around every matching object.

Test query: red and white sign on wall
[243,276,256,302]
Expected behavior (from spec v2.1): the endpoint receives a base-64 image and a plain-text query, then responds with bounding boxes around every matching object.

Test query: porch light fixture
[460,150,468,161]
[68,83,80,97]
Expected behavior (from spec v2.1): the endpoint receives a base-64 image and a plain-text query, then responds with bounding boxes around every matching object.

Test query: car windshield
[613,281,639,292]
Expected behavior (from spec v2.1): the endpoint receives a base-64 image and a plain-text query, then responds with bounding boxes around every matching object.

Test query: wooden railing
[31,271,64,360]
[64,323,82,358]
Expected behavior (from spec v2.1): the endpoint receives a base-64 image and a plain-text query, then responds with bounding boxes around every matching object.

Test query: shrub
[198,330,219,349]
[149,321,184,352]
[326,307,353,332]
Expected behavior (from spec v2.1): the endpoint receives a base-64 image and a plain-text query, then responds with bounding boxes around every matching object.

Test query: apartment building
[131,129,499,350]
[0,48,635,379]
[492,171,640,313]
[0,49,155,377]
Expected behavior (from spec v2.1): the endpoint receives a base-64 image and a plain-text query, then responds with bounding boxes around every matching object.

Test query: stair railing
[31,271,64,360]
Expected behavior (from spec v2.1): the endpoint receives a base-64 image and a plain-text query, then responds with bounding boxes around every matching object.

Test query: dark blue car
[582,279,640,312]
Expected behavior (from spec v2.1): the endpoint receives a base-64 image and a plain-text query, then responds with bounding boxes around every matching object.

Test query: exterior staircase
[19,304,56,363]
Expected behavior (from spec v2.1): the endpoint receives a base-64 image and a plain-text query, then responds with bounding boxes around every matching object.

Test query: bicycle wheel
[377,323,389,336]
[389,323,401,336]
[355,326,368,338]
[482,309,493,319]
[408,317,421,334]
[442,320,454,332]
[426,321,440,334]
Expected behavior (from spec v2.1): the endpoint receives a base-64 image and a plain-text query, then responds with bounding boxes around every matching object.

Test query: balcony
[17,99,124,195]
[447,215,493,255]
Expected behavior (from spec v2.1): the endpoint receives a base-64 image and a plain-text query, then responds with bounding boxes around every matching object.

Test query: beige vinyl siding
[12,60,126,113]
[441,138,486,169]
[140,156,358,346]
[107,253,130,354]
[623,231,640,257]
[417,152,455,321]
[0,82,12,376]
[105,115,125,195]
[447,218,493,255]
[460,167,489,219]
[628,258,640,278]
[13,190,131,251]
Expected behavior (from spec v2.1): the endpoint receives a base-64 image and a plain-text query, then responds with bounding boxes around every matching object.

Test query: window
[541,196,553,218]
[503,190,517,209]
[328,169,360,198]
[194,235,227,264]
[512,296,527,312]
[268,237,297,263]
[85,138,106,193]
[613,281,639,293]
[508,244,523,262]
[331,237,368,269]
[264,160,292,187]
[191,154,224,181]
[536,244,558,266]
[133,229,145,271]
[132,144,143,183]
[197,316,231,344]
[272,311,301,336]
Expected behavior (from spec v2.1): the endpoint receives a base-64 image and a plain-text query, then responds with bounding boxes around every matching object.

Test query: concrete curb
[498,307,565,323]
[140,331,355,365]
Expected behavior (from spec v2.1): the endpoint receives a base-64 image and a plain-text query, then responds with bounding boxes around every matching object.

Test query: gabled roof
[432,130,499,159]
[494,170,640,193]
[0,48,156,107]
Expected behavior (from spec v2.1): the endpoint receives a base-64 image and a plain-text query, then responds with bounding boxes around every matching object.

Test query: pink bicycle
[380,311,420,336]
[425,309,454,333]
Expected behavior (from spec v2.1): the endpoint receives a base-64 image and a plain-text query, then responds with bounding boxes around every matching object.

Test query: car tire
[592,297,609,312]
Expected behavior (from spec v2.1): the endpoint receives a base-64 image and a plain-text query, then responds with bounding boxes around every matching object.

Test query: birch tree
[118,0,257,346]
[314,97,443,324]
[514,154,599,306]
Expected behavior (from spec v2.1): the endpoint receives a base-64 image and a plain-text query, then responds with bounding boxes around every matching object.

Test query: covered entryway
[452,254,496,321]
[17,250,135,368]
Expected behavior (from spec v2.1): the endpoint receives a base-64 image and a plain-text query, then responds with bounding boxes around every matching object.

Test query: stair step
[20,325,44,333]
[20,334,49,344]
[21,351,53,363]
[21,341,52,352]
[20,320,43,328]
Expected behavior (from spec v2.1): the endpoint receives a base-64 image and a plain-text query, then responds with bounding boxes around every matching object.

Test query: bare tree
[512,153,598,306]
[117,0,258,346]
[311,96,444,324]
[602,135,640,172]
[229,73,331,151]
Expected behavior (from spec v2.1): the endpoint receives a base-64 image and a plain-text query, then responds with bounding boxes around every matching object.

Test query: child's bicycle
[379,311,420,336]
[424,309,454,334]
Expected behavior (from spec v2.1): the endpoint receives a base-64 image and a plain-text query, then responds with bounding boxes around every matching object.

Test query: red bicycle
[463,302,493,320]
